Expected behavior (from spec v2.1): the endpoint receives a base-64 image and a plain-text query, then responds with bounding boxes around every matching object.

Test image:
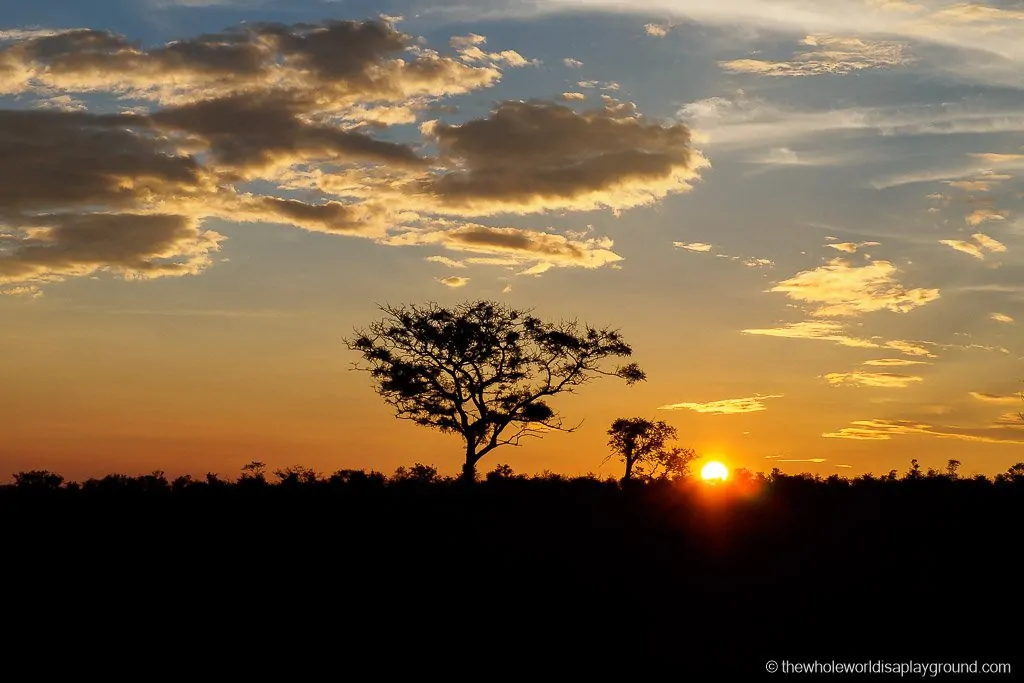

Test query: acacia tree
[345,300,645,481]
[605,417,696,482]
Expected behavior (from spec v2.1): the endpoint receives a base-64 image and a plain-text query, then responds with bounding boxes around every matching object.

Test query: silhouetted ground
[4,465,1022,679]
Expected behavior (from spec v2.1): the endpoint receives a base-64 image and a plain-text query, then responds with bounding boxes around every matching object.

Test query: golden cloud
[940,239,984,259]
[450,34,487,48]
[227,195,391,236]
[0,19,702,293]
[742,320,881,349]
[426,255,466,268]
[826,241,880,253]
[940,232,1006,259]
[993,412,1024,427]
[883,340,937,357]
[720,35,912,77]
[674,242,713,252]
[776,458,827,463]
[439,276,469,287]
[970,153,1024,163]
[972,232,1006,252]
[0,109,214,214]
[644,24,670,37]
[742,320,939,358]
[823,418,1024,444]
[148,91,429,174]
[419,100,706,215]
[991,312,1014,324]
[0,284,43,298]
[658,394,784,414]
[384,221,624,275]
[932,3,1024,24]
[0,213,223,285]
[0,21,503,109]
[822,371,924,388]
[867,0,925,13]
[966,208,1007,226]
[768,258,940,317]
[946,180,999,192]
[862,358,931,367]
[969,391,1021,405]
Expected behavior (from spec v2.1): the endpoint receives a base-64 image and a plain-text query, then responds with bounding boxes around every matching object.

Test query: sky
[2,0,1024,482]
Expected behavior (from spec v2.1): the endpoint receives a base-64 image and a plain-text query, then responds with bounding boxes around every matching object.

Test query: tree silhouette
[275,465,320,486]
[946,459,961,479]
[906,458,922,480]
[12,470,64,491]
[605,417,696,482]
[241,461,267,482]
[346,300,645,481]
[486,464,520,482]
[393,463,440,483]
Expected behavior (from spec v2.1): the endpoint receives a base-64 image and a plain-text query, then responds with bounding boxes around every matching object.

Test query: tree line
[6,457,1024,494]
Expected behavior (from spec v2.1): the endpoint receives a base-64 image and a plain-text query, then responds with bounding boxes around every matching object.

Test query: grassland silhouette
[5,300,1021,677]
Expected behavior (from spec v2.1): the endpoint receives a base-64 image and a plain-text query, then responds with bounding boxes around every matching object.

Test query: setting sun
[701,461,729,482]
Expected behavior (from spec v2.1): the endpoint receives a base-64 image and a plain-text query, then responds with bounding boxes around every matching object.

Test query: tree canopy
[346,300,645,480]
[606,417,695,482]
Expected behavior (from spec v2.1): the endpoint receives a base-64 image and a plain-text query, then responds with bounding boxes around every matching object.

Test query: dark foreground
[5,469,1023,679]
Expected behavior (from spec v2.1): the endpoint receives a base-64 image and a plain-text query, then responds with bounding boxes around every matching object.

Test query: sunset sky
[3,0,1024,481]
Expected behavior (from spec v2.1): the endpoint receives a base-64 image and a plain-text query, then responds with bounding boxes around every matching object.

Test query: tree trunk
[461,447,478,483]
[623,456,634,482]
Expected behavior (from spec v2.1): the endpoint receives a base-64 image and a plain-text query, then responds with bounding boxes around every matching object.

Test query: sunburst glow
[701,461,729,482]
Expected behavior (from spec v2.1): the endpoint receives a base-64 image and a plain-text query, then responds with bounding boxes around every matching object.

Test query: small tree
[905,459,922,480]
[240,461,267,483]
[605,418,696,482]
[945,459,961,479]
[346,300,645,481]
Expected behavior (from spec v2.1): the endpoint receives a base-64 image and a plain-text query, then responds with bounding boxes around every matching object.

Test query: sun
[701,461,729,482]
